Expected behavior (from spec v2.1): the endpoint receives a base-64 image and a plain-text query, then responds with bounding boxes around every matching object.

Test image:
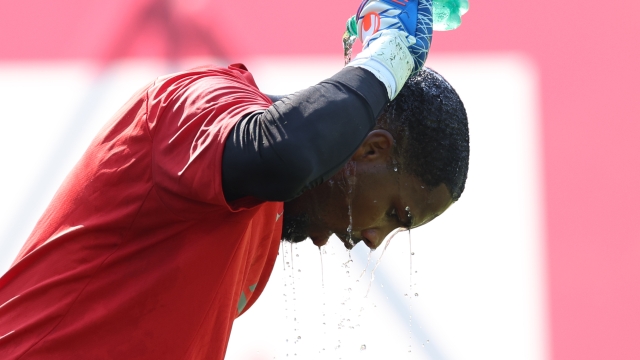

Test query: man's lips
[335,233,364,250]
[310,230,368,250]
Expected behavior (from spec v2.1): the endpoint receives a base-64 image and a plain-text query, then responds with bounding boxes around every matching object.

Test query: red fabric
[0,64,283,359]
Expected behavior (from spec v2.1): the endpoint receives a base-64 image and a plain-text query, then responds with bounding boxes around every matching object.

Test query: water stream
[365,228,400,297]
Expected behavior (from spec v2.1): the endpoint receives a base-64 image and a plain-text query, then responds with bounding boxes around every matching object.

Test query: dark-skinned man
[0,0,469,358]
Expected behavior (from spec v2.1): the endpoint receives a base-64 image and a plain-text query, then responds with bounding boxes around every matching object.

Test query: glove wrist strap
[347,30,414,100]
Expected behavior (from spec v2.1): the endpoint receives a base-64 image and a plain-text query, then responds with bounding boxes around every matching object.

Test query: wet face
[283,130,454,250]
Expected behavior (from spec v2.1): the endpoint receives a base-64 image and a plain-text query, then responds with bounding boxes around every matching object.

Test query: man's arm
[223,0,433,203]
[222,66,387,202]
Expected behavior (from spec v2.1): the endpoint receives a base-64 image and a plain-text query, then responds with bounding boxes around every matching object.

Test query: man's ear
[351,130,395,162]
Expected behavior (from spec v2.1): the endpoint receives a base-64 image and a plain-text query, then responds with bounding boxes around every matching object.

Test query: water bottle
[433,0,469,31]
[344,0,469,36]
[342,0,468,65]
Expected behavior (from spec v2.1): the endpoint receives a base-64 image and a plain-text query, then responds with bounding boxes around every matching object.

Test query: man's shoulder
[155,63,257,88]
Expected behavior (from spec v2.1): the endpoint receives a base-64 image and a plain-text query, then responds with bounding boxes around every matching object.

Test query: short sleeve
[147,65,272,215]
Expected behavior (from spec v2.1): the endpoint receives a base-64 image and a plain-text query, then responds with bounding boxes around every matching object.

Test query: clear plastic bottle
[344,0,468,36]
[432,0,469,31]
[342,0,468,64]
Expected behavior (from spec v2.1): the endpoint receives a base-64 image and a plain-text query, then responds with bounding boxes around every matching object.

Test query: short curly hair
[376,68,470,201]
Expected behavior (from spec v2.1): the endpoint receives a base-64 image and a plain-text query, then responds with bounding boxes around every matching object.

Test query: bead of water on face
[394,166,398,171]
[296,254,299,257]
[415,293,419,296]
[411,252,415,255]
[297,336,301,339]
[405,206,410,211]
[360,344,367,350]
[298,269,301,272]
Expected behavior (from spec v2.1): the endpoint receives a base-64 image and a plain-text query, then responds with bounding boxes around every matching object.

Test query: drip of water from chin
[339,161,357,248]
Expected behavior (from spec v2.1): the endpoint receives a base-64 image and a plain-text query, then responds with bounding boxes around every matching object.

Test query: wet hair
[377,68,470,201]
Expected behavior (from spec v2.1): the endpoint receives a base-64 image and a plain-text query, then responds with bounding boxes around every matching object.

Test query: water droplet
[297,336,301,339]
[298,269,301,272]
[394,166,398,171]
[411,252,415,255]
[405,206,410,211]
[296,254,299,257]
[427,340,430,343]
[360,344,367,351]
[415,293,419,296]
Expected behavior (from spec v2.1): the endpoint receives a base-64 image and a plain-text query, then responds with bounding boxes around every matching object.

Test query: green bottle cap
[346,15,358,38]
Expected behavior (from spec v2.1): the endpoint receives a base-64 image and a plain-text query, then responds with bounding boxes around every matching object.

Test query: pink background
[1,0,639,358]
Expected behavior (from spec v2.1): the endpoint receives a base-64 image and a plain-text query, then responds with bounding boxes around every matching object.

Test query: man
[0,0,468,358]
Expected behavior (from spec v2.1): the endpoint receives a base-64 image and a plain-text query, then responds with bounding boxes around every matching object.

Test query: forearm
[222,66,388,202]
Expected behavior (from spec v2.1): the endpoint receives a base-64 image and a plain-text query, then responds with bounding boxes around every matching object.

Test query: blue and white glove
[347,0,433,99]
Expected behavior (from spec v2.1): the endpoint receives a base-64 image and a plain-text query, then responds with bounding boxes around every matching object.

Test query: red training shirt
[0,64,283,359]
